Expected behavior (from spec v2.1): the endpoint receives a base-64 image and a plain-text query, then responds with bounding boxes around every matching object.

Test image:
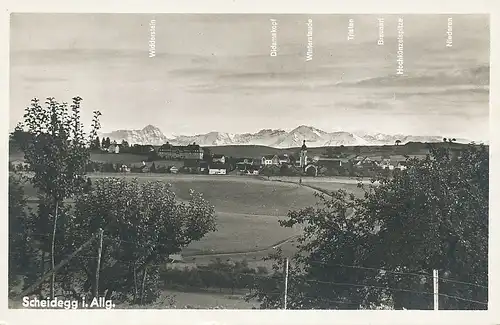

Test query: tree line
[160,258,269,295]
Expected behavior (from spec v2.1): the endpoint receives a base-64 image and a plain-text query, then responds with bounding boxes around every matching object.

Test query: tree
[83,178,93,193]
[325,147,335,158]
[251,143,488,310]
[150,162,156,173]
[11,96,101,299]
[8,175,39,294]
[395,140,401,146]
[92,136,101,150]
[56,178,217,304]
[203,148,212,161]
[101,137,107,149]
[261,165,280,179]
[10,125,33,152]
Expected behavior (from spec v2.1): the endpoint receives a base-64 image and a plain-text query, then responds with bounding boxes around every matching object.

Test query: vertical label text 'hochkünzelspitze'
[396,18,404,75]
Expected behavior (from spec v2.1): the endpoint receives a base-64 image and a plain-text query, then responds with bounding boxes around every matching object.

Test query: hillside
[202,141,473,159]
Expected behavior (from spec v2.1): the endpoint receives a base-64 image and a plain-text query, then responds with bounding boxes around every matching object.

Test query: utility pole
[284,258,289,310]
[433,269,439,310]
[95,228,104,298]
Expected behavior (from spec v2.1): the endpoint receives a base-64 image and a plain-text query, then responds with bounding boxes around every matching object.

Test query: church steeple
[301,140,307,151]
[300,140,308,168]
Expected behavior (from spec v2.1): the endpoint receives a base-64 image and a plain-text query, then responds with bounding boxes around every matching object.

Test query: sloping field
[88,152,149,163]
[268,176,368,198]
[183,211,300,255]
[91,174,316,257]
[90,174,319,216]
[17,173,320,260]
[16,173,368,259]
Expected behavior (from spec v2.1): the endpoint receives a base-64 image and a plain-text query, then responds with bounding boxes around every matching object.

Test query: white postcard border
[0,1,498,325]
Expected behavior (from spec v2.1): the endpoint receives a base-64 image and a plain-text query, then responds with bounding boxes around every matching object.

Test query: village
[91,139,411,177]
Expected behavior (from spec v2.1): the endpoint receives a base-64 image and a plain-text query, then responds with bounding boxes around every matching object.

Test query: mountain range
[98,125,474,148]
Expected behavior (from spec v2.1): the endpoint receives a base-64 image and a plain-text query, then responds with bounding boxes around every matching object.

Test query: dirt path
[183,233,299,259]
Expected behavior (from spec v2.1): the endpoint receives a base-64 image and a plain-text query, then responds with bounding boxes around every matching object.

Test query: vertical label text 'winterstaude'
[446,17,453,47]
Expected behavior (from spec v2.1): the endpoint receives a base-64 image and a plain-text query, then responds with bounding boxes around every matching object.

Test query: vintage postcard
[3,5,496,325]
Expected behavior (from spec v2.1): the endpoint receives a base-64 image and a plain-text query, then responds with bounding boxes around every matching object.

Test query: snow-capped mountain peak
[99,124,473,148]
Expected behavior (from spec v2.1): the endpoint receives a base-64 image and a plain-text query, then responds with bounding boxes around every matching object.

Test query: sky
[10,14,490,141]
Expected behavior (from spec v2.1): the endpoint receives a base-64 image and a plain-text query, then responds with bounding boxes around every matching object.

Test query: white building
[261,155,279,166]
[209,167,227,175]
[107,143,120,154]
[212,154,226,164]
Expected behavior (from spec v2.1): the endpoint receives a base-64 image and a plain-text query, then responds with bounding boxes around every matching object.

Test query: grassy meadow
[15,170,367,265]
[16,172,338,265]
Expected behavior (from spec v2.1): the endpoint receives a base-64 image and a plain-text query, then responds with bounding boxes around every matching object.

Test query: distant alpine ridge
[99,125,472,148]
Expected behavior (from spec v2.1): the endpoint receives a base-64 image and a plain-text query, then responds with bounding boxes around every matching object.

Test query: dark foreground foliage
[250,144,488,310]
[9,97,217,306]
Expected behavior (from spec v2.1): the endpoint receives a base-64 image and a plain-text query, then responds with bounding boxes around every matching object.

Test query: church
[299,140,318,176]
[299,140,308,168]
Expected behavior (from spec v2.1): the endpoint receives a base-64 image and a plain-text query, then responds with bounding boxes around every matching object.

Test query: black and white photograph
[7,13,489,312]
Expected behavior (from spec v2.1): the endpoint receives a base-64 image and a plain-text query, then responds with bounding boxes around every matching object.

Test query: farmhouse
[245,165,260,175]
[9,160,30,171]
[128,161,179,173]
[380,160,408,170]
[157,142,203,160]
[236,158,255,171]
[236,158,254,165]
[278,154,290,165]
[107,143,120,154]
[209,163,227,175]
[396,162,408,170]
[212,154,226,164]
[354,157,378,169]
[199,161,209,173]
[261,155,279,166]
